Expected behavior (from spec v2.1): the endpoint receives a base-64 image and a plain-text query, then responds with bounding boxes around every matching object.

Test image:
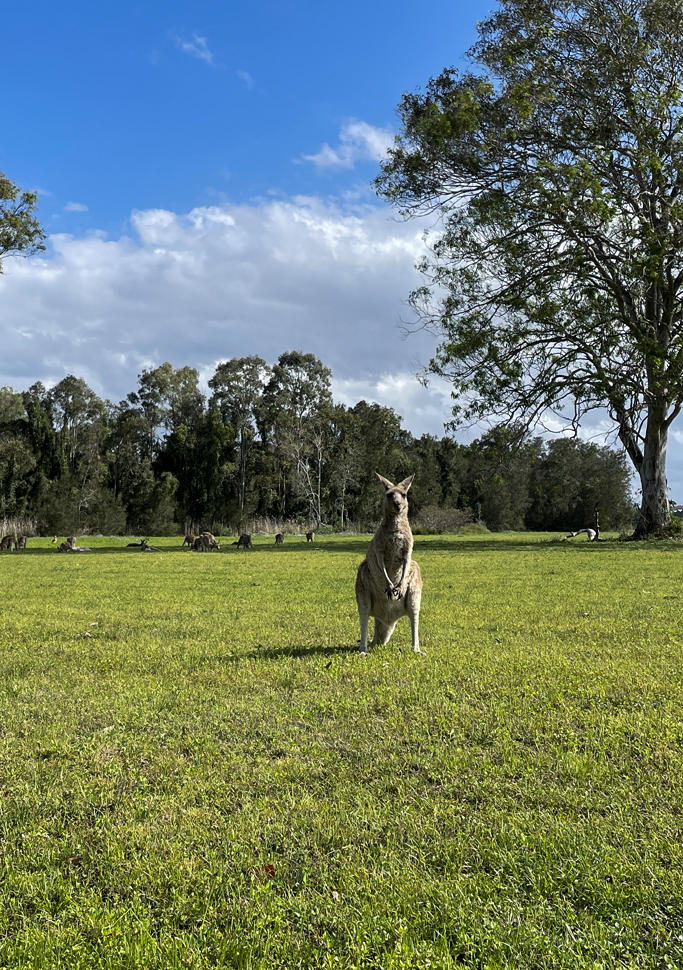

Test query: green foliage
[0,171,45,270]
[376,0,683,535]
[0,361,634,534]
[1,533,683,967]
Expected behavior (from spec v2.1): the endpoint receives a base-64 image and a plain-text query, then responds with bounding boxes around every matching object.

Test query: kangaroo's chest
[379,529,412,568]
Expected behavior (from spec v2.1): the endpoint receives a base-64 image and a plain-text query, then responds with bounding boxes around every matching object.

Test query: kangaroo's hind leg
[356,562,372,654]
[406,591,422,654]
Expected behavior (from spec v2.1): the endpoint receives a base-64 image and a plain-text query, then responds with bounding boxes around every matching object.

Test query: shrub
[413,506,474,534]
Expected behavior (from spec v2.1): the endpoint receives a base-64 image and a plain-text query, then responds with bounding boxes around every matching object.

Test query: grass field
[0,532,682,968]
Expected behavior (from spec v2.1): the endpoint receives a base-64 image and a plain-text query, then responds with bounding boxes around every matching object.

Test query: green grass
[0,533,682,968]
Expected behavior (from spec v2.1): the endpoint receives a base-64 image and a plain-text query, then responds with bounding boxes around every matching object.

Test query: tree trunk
[239,429,247,519]
[634,409,671,536]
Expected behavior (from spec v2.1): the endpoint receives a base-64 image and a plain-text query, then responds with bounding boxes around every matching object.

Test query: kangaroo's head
[376,473,414,516]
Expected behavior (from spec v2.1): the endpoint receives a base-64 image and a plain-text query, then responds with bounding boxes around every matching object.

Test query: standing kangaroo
[355,473,422,655]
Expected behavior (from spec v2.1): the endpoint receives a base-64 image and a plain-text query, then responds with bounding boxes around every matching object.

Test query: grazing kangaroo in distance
[16,536,28,549]
[182,534,196,548]
[275,533,284,544]
[199,532,220,552]
[233,533,252,549]
[306,531,315,542]
[0,536,15,551]
[355,473,422,655]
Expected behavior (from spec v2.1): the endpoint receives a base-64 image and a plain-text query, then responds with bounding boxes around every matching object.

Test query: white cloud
[176,33,213,64]
[64,201,88,212]
[303,121,394,170]
[237,70,254,89]
[0,196,457,435]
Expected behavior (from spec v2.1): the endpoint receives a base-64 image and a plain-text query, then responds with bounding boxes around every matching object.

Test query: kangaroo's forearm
[374,546,394,589]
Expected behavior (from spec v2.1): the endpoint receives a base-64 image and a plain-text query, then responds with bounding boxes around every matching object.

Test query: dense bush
[413,506,473,534]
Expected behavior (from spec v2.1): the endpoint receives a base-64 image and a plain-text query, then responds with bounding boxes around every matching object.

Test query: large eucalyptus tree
[376,0,683,534]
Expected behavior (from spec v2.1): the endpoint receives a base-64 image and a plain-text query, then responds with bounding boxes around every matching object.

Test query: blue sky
[2,0,680,500]
[4,0,488,234]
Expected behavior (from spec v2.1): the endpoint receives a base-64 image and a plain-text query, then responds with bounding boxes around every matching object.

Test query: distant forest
[0,351,635,535]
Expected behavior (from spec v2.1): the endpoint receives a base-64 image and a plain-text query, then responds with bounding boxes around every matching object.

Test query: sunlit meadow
[0,533,682,968]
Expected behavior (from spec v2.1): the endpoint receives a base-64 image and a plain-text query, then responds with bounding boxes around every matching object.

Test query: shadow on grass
[248,642,358,660]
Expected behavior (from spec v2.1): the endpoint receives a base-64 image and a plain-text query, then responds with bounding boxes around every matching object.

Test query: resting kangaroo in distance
[275,533,284,544]
[355,473,422,655]
[0,536,15,551]
[306,531,315,542]
[233,533,252,549]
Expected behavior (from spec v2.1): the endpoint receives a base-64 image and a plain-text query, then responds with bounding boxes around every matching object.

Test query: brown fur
[233,533,252,549]
[355,473,422,655]
[275,533,284,544]
[16,536,27,549]
[198,532,220,552]
[306,531,315,542]
[0,535,15,551]
[182,534,196,547]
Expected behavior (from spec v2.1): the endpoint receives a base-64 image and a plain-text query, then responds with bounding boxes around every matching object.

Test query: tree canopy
[0,172,45,270]
[0,354,634,537]
[375,0,683,534]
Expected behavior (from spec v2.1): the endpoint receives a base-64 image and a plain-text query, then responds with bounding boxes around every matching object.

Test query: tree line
[0,351,634,536]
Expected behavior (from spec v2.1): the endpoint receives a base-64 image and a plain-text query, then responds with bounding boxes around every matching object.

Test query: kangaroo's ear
[375,473,394,491]
[397,474,415,492]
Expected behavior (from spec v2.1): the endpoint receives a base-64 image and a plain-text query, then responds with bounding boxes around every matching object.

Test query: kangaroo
[355,473,422,655]
[0,536,15,551]
[306,531,315,542]
[182,534,196,548]
[233,533,252,549]
[198,532,220,552]
[16,536,28,549]
[58,539,85,552]
[140,539,160,552]
[275,533,284,544]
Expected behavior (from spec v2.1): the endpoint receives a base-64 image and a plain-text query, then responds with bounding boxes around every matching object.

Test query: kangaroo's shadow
[248,642,358,661]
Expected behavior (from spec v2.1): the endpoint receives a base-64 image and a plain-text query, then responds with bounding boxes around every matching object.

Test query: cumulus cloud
[303,121,395,170]
[0,196,456,436]
[64,201,88,212]
[176,33,213,64]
